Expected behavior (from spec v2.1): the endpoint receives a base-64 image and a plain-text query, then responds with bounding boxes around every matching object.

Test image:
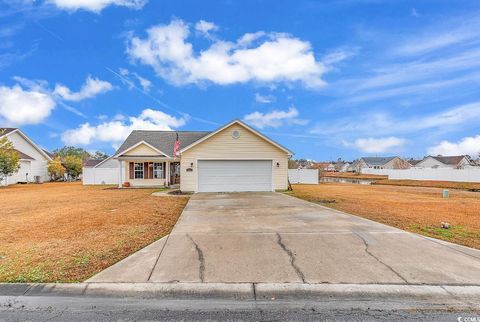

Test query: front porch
[117,157,181,188]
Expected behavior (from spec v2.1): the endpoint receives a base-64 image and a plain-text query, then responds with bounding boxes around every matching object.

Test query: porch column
[166,161,170,186]
[118,159,122,188]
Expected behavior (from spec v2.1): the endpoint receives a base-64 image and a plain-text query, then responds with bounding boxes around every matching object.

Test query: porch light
[190,162,194,167]
[276,162,280,167]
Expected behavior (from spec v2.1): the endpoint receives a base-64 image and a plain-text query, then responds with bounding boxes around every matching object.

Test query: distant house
[338,162,351,172]
[407,159,422,167]
[326,163,336,172]
[415,155,474,169]
[351,156,411,172]
[0,128,52,186]
[311,162,335,171]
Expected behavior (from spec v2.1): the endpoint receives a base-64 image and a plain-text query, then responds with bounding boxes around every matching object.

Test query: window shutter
[144,162,148,179]
[163,162,166,179]
[129,162,134,179]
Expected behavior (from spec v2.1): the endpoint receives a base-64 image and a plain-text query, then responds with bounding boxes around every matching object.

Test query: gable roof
[14,149,35,160]
[408,159,422,166]
[0,128,52,161]
[180,120,293,155]
[42,149,54,159]
[114,130,211,158]
[429,155,470,166]
[116,140,170,157]
[361,156,397,166]
[0,128,18,137]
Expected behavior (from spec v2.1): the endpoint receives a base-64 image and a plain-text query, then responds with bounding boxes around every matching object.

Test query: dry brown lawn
[289,183,480,250]
[0,182,188,283]
[321,172,388,180]
[374,179,480,190]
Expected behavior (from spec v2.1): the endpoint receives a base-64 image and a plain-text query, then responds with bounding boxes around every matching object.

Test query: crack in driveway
[187,234,205,282]
[354,232,408,283]
[276,232,306,283]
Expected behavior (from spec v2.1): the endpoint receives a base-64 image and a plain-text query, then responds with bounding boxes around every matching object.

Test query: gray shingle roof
[408,159,422,166]
[0,128,17,136]
[430,155,469,166]
[84,159,104,167]
[361,156,396,166]
[42,149,54,159]
[115,131,212,157]
[14,149,35,160]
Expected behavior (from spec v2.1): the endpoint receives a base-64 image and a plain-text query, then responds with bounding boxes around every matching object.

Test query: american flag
[173,133,180,158]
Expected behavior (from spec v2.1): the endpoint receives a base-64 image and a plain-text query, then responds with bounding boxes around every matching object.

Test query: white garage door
[198,160,273,192]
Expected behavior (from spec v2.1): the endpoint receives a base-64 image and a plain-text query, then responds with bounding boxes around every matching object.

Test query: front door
[170,162,180,184]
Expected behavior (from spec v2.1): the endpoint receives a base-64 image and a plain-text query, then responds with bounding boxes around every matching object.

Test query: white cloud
[428,135,480,156]
[133,73,151,91]
[255,93,275,104]
[195,20,218,38]
[0,84,55,125]
[115,68,152,91]
[47,0,147,13]
[127,19,326,88]
[243,107,307,129]
[54,76,113,101]
[61,108,187,146]
[311,101,480,137]
[349,137,406,154]
[395,14,480,56]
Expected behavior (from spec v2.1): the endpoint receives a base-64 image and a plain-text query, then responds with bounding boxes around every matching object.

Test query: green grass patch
[410,224,480,241]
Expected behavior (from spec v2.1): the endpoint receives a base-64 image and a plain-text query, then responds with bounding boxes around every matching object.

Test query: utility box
[442,189,449,198]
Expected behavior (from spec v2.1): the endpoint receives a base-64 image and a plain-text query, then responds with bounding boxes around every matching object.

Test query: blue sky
[1,0,480,161]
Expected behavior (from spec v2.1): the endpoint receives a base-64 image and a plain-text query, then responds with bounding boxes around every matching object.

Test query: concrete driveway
[89,192,480,284]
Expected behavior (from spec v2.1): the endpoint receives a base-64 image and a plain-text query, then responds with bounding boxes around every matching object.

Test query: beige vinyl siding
[123,143,164,156]
[180,123,289,192]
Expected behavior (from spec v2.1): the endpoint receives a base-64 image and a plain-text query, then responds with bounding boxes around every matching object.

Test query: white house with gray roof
[351,156,411,173]
[83,120,292,192]
[0,128,52,186]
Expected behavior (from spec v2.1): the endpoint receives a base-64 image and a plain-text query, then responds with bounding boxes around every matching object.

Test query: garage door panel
[198,160,272,192]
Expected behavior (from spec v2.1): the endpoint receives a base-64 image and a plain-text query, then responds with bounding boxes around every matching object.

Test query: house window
[134,163,144,179]
[153,162,164,179]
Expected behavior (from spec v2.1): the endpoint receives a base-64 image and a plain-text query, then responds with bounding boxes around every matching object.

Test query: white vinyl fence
[82,167,119,185]
[288,169,319,184]
[362,168,480,183]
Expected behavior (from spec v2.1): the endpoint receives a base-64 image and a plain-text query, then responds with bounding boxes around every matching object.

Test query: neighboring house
[0,128,52,186]
[415,155,474,169]
[310,162,333,171]
[338,162,351,172]
[408,159,422,167]
[83,120,292,192]
[326,163,336,172]
[351,156,411,172]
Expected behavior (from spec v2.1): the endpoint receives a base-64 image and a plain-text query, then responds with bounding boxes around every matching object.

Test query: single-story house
[310,162,335,171]
[414,155,474,169]
[351,156,411,172]
[407,159,422,167]
[0,128,52,186]
[338,162,351,172]
[83,120,292,192]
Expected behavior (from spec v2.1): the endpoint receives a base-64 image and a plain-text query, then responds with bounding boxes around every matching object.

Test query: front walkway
[88,192,480,284]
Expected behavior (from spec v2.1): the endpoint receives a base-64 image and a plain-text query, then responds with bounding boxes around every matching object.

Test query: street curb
[1,283,480,304]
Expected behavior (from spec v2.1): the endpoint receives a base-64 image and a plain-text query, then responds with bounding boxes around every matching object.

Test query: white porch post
[118,159,122,188]
[166,161,170,186]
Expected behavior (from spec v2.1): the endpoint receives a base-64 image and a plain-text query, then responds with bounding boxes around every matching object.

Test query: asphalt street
[1,295,478,321]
